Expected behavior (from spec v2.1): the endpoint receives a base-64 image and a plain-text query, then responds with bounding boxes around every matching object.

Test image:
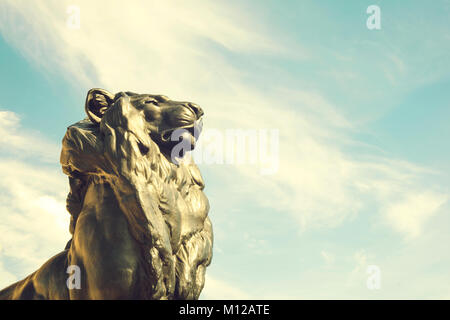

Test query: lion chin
[0,89,213,300]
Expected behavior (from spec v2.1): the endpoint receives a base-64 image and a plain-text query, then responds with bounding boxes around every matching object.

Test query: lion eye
[144,99,159,106]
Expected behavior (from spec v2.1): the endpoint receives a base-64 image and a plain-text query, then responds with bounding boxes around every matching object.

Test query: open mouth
[160,118,203,142]
[136,118,203,157]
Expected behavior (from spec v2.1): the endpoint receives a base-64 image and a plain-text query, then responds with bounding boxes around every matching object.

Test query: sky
[0,0,449,299]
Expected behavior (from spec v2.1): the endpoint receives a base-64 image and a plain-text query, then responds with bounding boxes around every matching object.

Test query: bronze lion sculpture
[0,89,213,299]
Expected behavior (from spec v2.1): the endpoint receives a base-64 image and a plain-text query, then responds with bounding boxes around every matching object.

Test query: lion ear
[85,88,115,124]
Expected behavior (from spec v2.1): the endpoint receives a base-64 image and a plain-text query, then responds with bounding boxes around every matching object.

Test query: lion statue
[0,89,213,299]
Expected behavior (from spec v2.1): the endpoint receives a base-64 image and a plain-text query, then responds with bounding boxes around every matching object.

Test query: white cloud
[0,260,18,286]
[0,0,445,237]
[321,250,335,266]
[0,111,60,162]
[201,275,252,300]
[346,249,373,291]
[0,0,449,299]
[0,0,287,97]
[0,111,69,289]
[383,192,448,239]
[352,250,369,274]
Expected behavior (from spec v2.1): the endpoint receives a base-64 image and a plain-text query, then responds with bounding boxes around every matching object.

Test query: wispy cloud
[383,192,448,239]
[0,0,448,299]
[0,0,447,238]
[321,250,335,266]
[0,111,69,288]
[202,275,252,300]
[0,111,60,162]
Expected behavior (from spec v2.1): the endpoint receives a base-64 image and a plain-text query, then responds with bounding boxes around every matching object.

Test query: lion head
[61,89,212,299]
[85,88,203,157]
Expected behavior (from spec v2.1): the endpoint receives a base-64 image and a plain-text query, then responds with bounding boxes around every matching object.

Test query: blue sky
[0,0,449,299]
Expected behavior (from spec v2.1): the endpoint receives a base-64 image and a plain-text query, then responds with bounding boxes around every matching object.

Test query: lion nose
[188,103,204,118]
